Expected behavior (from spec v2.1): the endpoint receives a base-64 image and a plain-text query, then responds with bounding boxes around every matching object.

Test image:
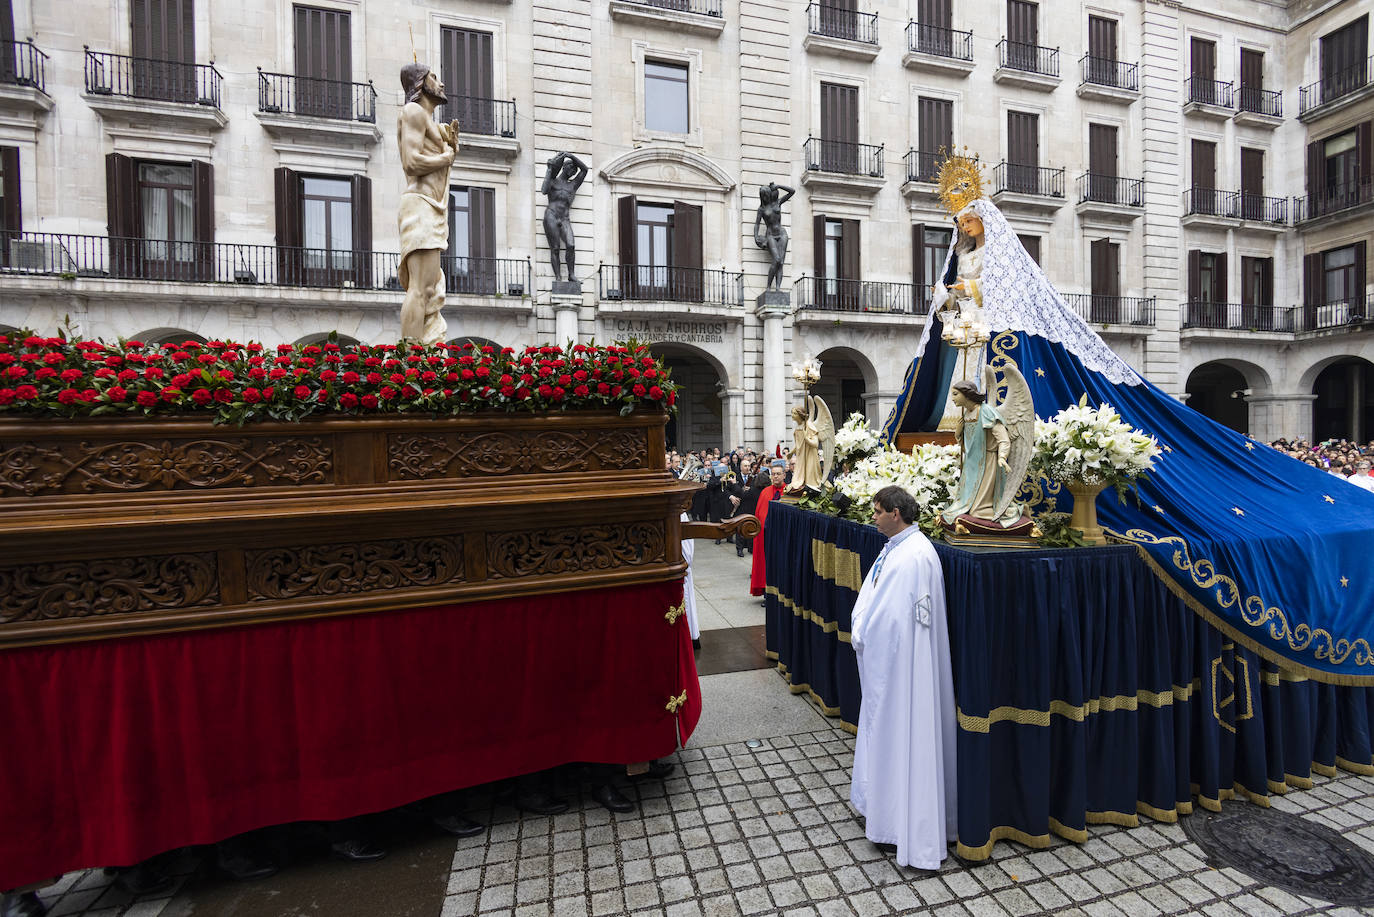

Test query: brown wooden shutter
[1359,121,1373,187]
[0,0,14,48]
[813,213,826,280]
[1261,258,1274,307]
[912,224,924,290]
[0,146,19,236]
[1191,38,1215,81]
[131,0,194,61]
[1240,49,1263,90]
[1008,0,1037,45]
[106,152,138,278]
[918,0,950,30]
[1215,252,1228,304]
[820,83,859,173]
[1187,249,1201,301]
[1306,140,1323,216]
[617,194,637,295]
[1241,147,1264,219]
[350,173,371,286]
[192,159,213,280]
[672,201,703,302]
[442,26,495,135]
[1303,251,1321,329]
[1356,241,1368,313]
[1088,16,1116,61]
[1088,124,1117,202]
[295,5,351,118]
[918,98,952,166]
[1007,111,1038,193]
[1191,140,1215,188]
[841,219,860,282]
[274,166,302,284]
[469,187,495,261]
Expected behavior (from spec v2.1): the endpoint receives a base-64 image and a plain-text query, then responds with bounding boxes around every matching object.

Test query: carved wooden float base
[0,411,697,649]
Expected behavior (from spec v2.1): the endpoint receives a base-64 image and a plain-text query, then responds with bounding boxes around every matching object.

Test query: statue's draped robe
[850,526,957,870]
[396,191,448,291]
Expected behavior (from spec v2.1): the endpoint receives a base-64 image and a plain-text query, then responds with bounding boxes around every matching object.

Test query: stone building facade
[0,0,1369,448]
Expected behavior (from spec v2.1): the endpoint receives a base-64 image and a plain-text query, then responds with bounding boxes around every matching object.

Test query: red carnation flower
[135,390,157,407]
[191,388,212,405]
[161,389,179,403]
[379,386,397,400]
[218,369,234,380]
[574,384,589,397]
[15,385,38,400]
[34,367,56,380]
[118,369,138,381]
[0,388,14,405]
[320,370,338,382]
[597,382,610,396]
[107,386,128,402]
[43,352,65,365]
[342,371,360,384]
[648,385,664,400]
[360,394,378,409]
[213,388,233,403]
[538,384,553,398]
[5,366,26,379]
[57,388,80,405]
[366,372,382,384]
[144,367,165,379]
[339,392,359,408]
[269,368,286,380]
[633,384,647,397]
[500,385,516,398]
[293,385,311,400]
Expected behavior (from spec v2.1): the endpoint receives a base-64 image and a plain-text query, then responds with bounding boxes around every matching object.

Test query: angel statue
[785,395,836,494]
[940,363,1035,536]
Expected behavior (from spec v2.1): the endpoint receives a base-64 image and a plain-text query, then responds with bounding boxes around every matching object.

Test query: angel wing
[987,362,1036,521]
[810,395,837,482]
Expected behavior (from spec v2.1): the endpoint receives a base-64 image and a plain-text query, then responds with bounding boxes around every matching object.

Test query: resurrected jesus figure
[849,485,957,870]
[397,62,459,343]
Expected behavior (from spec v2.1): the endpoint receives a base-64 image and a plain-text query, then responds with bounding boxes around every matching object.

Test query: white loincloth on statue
[397,191,448,290]
[680,512,700,640]
[850,526,957,870]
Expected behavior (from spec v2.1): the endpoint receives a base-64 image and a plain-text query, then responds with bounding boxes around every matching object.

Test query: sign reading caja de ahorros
[604,319,728,345]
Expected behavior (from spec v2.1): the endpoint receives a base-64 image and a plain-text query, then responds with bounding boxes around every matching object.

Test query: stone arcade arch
[649,343,729,452]
[294,332,362,348]
[446,336,502,352]
[1305,356,1374,444]
[132,327,208,345]
[812,346,880,428]
[1184,359,1272,435]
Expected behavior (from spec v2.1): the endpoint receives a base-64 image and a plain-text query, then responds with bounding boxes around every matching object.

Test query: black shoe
[1,892,46,917]
[514,789,570,816]
[874,841,898,854]
[591,783,635,814]
[630,760,676,781]
[431,813,486,838]
[329,838,387,863]
[692,638,701,651]
[215,840,279,881]
[736,547,745,557]
[714,539,722,545]
[113,861,175,897]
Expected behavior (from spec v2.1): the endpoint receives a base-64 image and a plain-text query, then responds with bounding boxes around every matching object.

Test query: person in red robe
[750,461,788,596]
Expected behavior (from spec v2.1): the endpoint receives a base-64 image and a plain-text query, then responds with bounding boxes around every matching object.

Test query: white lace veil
[916,199,1142,387]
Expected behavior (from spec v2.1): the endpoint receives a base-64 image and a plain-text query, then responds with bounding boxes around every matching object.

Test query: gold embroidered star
[1034,368,1045,377]
[1341,576,1349,588]
[1244,442,1255,451]
[1153,505,1164,513]
[1162,445,1173,453]
[1324,495,1336,504]
[1231,506,1245,516]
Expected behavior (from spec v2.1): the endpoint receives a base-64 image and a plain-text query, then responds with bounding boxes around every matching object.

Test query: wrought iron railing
[598,264,743,306]
[1293,179,1374,221]
[904,150,942,184]
[997,38,1059,76]
[905,22,973,61]
[806,3,879,44]
[804,137,884,177]
[1182,301,1294,332]
[1182,188,1288,223]
[444,95,518,138]
[1076,173,1144,206]
[0,232,532,295]
[623,0,723,15]
[1299,57,1372,114]
[795,277,925,314]
[258,70,376,123]
[993,162,1065,197]
[0,40,48,92]
[1295,297,1370,332]
[83,47,223,108]
[1186,76,1233,107]
[1062,293,1155,326]
[1236,86,1282,117]
[1078,54,1137,91]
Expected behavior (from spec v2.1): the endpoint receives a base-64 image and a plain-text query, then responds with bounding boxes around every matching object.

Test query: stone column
[862,390,900,431]
[1351,363,1366,442]
[756,299,789,454]
[1246,394,1316,441]
[552,295,580,347]
[1140,0,1184,394]
[720,388,746,452]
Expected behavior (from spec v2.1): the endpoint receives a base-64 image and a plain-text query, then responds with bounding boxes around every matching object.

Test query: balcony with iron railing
[806,3,879,44]
[1181,302,1295,332]
[0,39,49,95]
[802,137,885,194]
[84,47,222,109]
[1075,173,1144,223]
[258,70,376,123]
[1293,179,1374,224]
[1235,85,1282,123]
[1062,293,1155,327]
[445,95,518,139]
[903,22,974,75]
[903,150,943,185]
[992,162,1066,207]
[1184,76,1233,117]
[1077,54,1138,98]
[794,276,925,316]
[1182,188,1288,226]
[995,39,1059,89]
[608,0,726,34]
[0,232,532,299]
[597,264,743,307]
[1295,297,1370,333]
[1299,57,1372,119]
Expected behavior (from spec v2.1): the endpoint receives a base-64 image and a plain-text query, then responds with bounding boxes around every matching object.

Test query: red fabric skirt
[0,580,697,891]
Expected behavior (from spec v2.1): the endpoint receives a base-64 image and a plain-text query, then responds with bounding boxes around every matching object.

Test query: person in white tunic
[850,485,958,870]
[680,511,701,648]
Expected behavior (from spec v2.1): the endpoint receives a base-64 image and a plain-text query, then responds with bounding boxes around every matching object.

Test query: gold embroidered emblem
[1211,644,1253,734]
[664,602,685,625]
[665,690,688,713]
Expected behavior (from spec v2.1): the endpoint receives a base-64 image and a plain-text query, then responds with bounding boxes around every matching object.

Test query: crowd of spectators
[667,446,794,556]
[1269,437,1374,492]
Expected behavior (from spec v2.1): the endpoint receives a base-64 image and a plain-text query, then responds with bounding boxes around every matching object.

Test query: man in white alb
[850,485,957,870]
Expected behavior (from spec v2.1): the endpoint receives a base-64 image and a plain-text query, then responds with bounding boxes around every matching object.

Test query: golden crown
[936,147,985,215]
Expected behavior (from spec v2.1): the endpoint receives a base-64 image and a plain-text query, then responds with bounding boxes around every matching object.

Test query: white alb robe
[849,525,957,870]
[680,512,700,639]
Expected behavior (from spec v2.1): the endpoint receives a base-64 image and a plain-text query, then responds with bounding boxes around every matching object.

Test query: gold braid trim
[1112,529,1374,686]
[810,540,866,594]
[766,586,852,643]
[774,662,856,733]
[955,681,1201,733]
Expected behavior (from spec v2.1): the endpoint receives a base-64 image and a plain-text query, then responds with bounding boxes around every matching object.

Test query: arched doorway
[649,344,725,452]
[446,335,501,351]
[132,327,208,346]
[813,347,877,427]
[1313,357,1374,443]
[295,332,362,348]
[1185,362,1250,434]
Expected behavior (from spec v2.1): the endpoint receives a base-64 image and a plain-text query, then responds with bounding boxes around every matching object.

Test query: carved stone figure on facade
[541,152,589,288]
[785,395,835,495]
[941,364,1035,538]
[752,182,794,292]
[396,62,459,344]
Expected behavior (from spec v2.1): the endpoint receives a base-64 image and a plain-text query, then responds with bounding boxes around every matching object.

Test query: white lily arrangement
[1031,397,1162,490]
[832,412,882,466]
[830,443,962,527]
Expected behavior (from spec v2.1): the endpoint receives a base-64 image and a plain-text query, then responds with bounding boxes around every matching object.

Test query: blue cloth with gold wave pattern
[885,330,1374,684]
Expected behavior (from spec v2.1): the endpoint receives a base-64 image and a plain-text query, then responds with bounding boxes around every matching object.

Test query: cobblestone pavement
[26,545,1374,916]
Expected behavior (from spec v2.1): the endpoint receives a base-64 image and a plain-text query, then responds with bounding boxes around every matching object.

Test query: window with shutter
[635,202,673,297]
[1190,38,1217,104]
[1006,111,1039,193]
[914,224,952,311]
[0,146,17,270]
[448,186,496,294]
[1007,0,1038,69]
[1,0,16,84]
[917,98,952,181]
[819,83,859,174]
[1239,49,1264,112]
[441,27,494,136]
[1320,129,1361,214]
[1191,140,1217,214]
[1240,256,1274,329]
[1088,124,1118,202]
[916,0,952,55]
[295,5,352,119]
[130,0,195,102]
[1087,16,1118,85]
[1240,148,1264,220]
[1090,239,1120,322]
[1018,235,1040,265]
[1320,15,1368,103]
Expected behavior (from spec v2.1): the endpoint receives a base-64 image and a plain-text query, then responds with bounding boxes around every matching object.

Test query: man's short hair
[873,485,919,524]
[400,62,431,104]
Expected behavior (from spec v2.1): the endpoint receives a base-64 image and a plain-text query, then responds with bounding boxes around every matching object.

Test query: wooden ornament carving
[487,521,666,578]
[246,535,466,601]
[0,553,220,623]
[388,428,647,479]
